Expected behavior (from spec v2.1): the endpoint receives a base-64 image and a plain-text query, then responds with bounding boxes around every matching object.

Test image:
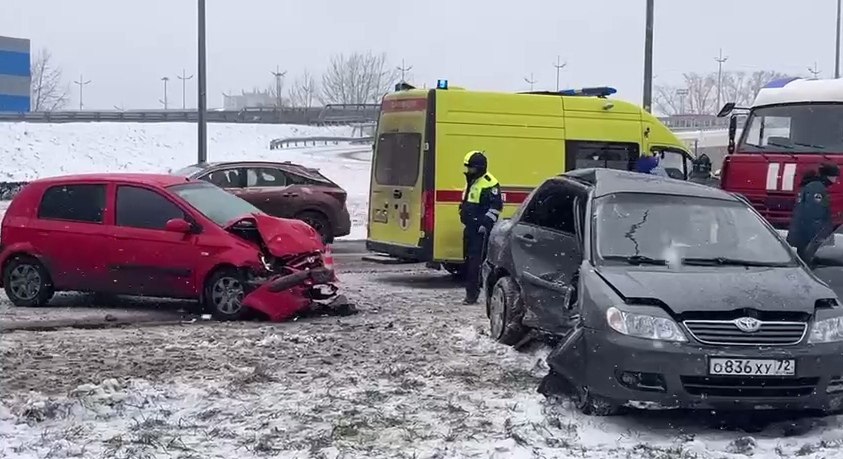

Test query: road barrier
[270,136,374,149]
[0,103,381,126]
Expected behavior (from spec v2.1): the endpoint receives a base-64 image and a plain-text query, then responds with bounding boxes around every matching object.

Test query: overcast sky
[1,0,837,110]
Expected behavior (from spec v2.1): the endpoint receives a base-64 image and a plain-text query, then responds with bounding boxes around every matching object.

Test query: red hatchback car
[0,174,337,321]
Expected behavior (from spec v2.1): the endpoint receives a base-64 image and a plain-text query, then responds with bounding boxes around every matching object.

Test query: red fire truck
[718,77,843,229]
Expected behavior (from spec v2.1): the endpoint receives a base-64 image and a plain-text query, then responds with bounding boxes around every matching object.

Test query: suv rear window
[374,133,422,186]
[38,184,106,223]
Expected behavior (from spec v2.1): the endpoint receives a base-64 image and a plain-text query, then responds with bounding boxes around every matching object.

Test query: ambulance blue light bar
[437,79,448,89]
[559,87,617,97]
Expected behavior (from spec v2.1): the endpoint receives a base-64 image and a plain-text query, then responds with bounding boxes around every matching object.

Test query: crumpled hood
[595,266,833,314]
[225,213,324,257]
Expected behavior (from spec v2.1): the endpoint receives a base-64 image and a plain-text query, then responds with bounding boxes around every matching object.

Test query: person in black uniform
[787,163,840,260]
[459,150,503,305]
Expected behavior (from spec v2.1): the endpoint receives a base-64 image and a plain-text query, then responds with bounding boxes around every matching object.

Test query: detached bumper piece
[242,267,356,322]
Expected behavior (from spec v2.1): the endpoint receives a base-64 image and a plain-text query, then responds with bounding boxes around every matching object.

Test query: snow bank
[0,122,371,239]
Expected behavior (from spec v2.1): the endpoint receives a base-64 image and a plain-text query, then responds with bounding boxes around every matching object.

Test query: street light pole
[73,74,91,111]
[836,0,841,78]
[715,48,728,112]
[177,68,194,109]
[553,56,567,91]
[197,0,208,163]
[161,77,170,109]
[642,0,655,113]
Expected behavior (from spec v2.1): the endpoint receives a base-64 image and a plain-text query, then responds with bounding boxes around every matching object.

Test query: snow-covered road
[3,264,843,458]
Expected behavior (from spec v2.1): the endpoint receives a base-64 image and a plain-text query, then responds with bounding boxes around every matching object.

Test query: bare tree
[30,49,69,111]
[321,51,400,104]
[654,70,794,115]
[288,70,318,108]
[721,70,792,107]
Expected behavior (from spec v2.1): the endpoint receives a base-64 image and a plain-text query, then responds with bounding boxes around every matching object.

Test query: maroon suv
[175,161,351,242]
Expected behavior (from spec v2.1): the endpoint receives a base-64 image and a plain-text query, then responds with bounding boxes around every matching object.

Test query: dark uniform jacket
[787,175,832,252]
[460,173,503,231]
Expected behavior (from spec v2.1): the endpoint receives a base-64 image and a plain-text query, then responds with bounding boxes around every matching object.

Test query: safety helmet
[463,150,488,169]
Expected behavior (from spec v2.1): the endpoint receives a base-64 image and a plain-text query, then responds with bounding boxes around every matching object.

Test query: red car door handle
[282,193,299,198]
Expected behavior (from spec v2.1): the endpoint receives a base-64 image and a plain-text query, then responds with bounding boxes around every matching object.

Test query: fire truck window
[741,104,843,153]
[744,114,791,147]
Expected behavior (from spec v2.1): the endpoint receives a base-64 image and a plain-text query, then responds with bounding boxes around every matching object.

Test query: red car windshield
[739,103,843,153]
[169,182,263,226]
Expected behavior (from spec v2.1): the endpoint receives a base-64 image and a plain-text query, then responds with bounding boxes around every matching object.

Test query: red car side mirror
[165,218,192,233]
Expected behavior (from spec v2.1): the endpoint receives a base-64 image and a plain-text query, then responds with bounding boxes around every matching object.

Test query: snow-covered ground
[3,268,843,459]
[0,122,371,240]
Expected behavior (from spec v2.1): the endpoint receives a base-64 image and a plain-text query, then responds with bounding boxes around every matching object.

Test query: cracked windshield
[5,1,843,458]
[595,193,796,266]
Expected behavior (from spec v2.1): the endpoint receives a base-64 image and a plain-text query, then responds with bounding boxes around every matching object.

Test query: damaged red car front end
[223,213,350,322]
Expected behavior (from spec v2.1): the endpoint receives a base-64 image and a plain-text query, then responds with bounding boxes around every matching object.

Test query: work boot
[462,296,478,305]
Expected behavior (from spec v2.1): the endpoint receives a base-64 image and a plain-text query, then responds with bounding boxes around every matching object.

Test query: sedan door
[509,180,586,335]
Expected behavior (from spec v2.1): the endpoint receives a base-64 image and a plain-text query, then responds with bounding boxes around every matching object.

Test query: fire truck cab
[719,77,843,229]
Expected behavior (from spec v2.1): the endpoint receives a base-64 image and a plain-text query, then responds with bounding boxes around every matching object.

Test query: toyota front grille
[683,319,807,346]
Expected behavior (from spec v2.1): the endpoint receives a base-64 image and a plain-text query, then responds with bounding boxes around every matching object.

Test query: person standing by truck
[787,163,840,259]
[459,151,503,305]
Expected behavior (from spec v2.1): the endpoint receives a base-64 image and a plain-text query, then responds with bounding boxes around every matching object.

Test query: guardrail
[0,104,381,126]
[269,136,374,149]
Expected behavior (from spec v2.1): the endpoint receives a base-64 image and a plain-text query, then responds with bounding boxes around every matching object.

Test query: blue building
[0,35,31,113]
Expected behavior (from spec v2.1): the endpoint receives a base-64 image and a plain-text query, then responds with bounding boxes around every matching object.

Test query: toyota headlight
[809,316,843,343]
[606,307,687,342]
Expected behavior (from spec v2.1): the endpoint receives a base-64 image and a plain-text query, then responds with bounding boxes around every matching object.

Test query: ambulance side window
[651,147,693,180]
[565,141,640,172]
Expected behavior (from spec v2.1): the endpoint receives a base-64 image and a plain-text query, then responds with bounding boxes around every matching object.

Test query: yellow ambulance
[365,82,692,273]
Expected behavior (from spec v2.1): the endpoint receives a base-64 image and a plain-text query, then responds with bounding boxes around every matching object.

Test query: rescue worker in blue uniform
[787,163,840,259]
[459,150,503,305]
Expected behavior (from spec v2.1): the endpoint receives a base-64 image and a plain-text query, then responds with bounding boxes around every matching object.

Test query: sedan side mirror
[165,218,192,233]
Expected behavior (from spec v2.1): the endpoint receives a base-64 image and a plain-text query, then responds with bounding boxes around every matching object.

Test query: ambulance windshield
[740,103,843,153]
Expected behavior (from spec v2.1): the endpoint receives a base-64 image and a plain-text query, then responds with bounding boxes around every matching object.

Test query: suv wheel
[488,276,528,345]
[204,268,247,321]
[3,255,55,307]
[297,211,332,244]
[574,385,621,416]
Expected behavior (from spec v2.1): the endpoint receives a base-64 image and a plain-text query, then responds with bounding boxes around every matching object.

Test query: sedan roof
[563,168,738,201]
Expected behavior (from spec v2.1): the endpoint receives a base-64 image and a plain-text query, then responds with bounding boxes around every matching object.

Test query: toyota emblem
[734,317,762,333]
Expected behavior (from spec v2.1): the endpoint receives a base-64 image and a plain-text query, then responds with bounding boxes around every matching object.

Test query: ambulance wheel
[488,276,528,346]
[297,211,332,244]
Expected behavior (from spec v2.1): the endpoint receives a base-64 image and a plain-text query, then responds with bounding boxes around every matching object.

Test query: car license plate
[708,358,795,376]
